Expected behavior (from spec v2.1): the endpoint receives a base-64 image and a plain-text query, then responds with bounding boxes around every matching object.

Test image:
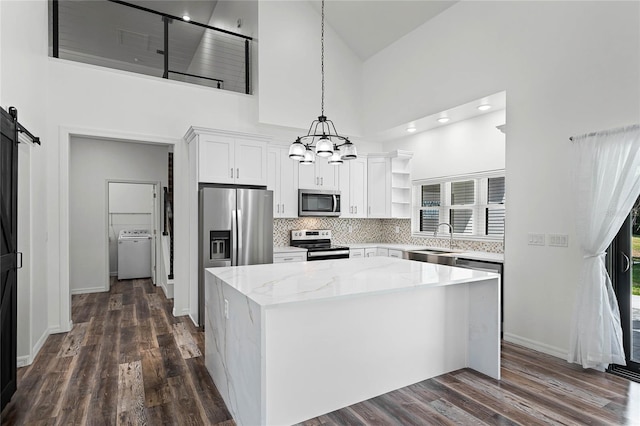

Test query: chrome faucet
[434,223,454,250]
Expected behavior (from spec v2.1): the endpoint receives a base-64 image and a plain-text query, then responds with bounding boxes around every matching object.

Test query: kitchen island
[205,257,500,426]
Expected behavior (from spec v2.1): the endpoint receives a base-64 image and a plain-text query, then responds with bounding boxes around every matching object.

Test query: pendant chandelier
[288,0,356,166]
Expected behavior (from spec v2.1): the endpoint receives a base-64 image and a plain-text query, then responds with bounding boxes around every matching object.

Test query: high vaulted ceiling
[143,0,458,60]
[309,0,458,60]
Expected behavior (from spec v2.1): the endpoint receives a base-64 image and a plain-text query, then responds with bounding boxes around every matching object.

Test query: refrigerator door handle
[231,210,238,265]
[237,209,243,262]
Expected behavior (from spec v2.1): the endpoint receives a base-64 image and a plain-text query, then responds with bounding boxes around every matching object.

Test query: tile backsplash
[274,218,504,253]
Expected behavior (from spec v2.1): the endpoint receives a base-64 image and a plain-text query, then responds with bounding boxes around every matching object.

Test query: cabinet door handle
[284,258,294,261]
[321,177,324,186]
[237,168,240,179]
[230,168,234,178]
[355,206,357,214]
[277,204,280,213]
[282,203,284,213]
[350,206,353,214]
[316,177,319,185]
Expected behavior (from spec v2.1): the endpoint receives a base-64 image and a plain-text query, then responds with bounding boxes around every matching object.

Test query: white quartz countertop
[273,246,307,254]
[206,257,499,307]
[343,243,504,264]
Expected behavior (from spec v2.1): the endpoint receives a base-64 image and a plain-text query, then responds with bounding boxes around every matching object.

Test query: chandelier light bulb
[315,136,333,157]
[328,147,343,165]
[340,141,357,160]
[288,140,306,160]
[300,149,316,165]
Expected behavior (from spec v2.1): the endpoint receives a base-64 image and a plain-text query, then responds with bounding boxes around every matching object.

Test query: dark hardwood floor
[1,278,234,425]
[2,277,640,425]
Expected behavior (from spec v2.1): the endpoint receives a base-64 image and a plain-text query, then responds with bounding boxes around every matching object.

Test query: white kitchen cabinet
[388,249,403,259]
[273,252,306,263]
[367,156,391,218]
[185,127,268,186]
[298,157,339,190]
[376,248,389,257]
[349,248,365,258]
[367,151,413,218]
[339,157,367,218]
[267,147,298,218]
[364,248,377,257]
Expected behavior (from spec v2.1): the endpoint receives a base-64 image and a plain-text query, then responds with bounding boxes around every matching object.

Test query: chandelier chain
[321,0,325,117]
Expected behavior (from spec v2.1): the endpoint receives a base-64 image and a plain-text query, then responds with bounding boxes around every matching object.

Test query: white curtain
[568,124,640,371]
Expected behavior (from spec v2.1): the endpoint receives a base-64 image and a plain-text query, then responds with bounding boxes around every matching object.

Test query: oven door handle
[308,250,350,258]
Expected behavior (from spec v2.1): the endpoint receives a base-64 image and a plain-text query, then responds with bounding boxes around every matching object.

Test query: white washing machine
[118,229,152,280]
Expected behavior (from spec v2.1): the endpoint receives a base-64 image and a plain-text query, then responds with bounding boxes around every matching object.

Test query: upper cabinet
[267,146,298,218]
[298,157,339,190]
[367,150,413,219]
[339,157,367,218]
[185,127,268,186]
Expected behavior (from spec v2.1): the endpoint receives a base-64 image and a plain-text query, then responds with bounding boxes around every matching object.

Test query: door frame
[105,180,161,290]
[58,126,182,332]
[608,213,640,375]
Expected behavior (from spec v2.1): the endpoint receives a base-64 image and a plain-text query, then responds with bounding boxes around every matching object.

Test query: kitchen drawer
[376,248,389,257]
[365,248,377,257]
[388,249,403,259]
[350,248,365,258]
[273,253,306,263]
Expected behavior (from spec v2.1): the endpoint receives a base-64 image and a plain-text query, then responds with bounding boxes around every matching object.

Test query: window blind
[488,177,506,204]
[486,208,505,236]
[450,209,473,234]
[451,180,475,205]
[420,209,439,233]
[421,184,440,207]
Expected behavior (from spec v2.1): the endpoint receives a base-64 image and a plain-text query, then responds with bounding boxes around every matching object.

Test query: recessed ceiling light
[437,117,450,123]
[182,15,191,22]
[477,104,491,111]
[406,126,417,133]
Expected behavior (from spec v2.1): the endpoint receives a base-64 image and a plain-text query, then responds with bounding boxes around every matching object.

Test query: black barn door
[0,107,18,411]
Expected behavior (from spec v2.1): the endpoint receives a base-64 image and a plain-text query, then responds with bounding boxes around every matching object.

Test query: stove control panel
[291,229,331,240]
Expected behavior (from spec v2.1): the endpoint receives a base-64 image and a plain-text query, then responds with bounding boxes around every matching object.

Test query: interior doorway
[107,181,159,286]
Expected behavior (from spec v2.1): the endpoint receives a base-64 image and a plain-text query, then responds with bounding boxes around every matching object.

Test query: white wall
[382,110,505,181]
[364,1,640,357]
[69,138,167,293]
[258,1,362,137]
[108,182,154,276]
[1,0,51,363]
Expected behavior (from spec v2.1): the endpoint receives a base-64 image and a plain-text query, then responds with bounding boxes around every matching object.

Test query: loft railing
[50,0,252,94]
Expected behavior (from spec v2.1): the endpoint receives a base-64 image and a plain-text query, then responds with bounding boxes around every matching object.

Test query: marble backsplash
[274,218,504,253]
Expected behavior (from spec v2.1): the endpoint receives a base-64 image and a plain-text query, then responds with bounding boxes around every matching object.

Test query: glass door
[609,195,640,375]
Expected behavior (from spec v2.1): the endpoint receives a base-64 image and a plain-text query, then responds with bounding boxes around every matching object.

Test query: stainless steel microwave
[298,189,341,217]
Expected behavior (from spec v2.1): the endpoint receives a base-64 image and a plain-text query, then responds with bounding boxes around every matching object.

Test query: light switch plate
[548,234,569,247]
[528,233,545,246]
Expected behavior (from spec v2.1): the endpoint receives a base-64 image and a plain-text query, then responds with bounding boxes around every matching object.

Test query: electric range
[290,229,350,261]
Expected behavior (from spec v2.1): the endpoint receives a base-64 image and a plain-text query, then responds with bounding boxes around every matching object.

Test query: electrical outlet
[224,299,229,319]
[395,226,400,234]
[548,234,569,247]
[528,233,545,246]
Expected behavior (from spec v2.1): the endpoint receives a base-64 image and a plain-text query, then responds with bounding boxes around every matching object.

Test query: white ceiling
[310,0,458,60]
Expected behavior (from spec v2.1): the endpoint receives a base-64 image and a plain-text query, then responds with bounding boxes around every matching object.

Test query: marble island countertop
[206,257,498,307]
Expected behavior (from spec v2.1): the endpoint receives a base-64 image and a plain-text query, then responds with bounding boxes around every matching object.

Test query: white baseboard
[188,313,199,328]
[16,325,56,367]
[17,355,30,368]
[160,279,174,299]
[503,332,567,360]
[71,286,107,295]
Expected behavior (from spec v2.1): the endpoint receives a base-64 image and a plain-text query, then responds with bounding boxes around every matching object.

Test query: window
[413,171,505,239]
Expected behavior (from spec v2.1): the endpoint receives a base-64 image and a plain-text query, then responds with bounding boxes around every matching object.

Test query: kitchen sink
[405,250,457,266]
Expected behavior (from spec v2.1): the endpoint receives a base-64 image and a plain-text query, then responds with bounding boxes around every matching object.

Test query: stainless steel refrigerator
[198,186,273,327]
